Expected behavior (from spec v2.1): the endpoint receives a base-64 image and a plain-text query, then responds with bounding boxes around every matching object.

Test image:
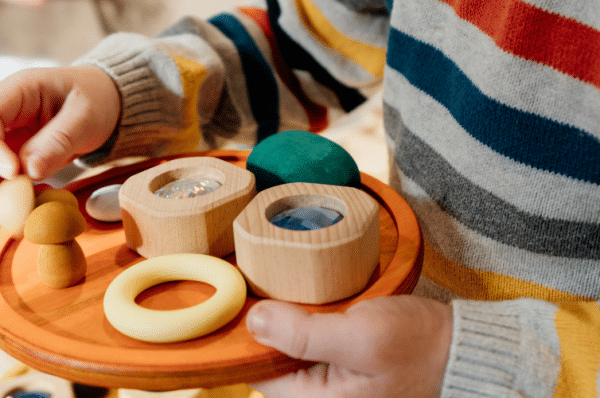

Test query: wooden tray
[0,150,422,391]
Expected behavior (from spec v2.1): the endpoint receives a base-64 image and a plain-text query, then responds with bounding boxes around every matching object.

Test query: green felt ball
[247,130,361,191]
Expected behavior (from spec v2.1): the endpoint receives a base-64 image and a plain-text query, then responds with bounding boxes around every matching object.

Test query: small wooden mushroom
[35,188,79,208]
[24,201,87,289]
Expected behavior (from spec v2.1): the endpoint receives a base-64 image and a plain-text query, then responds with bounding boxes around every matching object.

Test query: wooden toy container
[0,151,422,391]
[119,157,256,258]
[234,182,380,304]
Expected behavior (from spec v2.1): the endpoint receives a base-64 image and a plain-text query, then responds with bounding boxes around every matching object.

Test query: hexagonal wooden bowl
[119,157,256,258]
[234,183,380,304]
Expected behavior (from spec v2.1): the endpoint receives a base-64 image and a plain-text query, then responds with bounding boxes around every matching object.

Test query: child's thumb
[246,300,359,368]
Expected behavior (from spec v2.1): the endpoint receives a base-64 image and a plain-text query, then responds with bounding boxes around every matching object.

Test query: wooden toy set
[0,131,422,391]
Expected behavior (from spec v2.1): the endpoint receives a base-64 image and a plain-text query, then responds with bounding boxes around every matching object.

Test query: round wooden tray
[0,150,422,391]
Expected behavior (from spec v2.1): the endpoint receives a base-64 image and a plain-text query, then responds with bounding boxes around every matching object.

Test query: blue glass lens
[270,207,343,230]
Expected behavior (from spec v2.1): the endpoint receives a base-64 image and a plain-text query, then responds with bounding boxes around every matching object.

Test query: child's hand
[0,65,120,180]
[246,295,452,398]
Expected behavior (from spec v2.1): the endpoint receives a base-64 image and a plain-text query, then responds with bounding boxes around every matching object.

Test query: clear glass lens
[154,179,221,199]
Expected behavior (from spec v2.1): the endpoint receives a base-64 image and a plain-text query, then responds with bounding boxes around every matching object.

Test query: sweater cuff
[73,33,184,166]
[441,299,560,398]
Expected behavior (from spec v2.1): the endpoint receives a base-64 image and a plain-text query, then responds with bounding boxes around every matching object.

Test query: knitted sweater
[74,0,600,396]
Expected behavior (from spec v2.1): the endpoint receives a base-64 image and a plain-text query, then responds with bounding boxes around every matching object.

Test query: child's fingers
[0,71,46,179]
[0,140,19,179]
[0,72,43,132]
[246,300,384,397]
[250,362,371,398]
[19,90,92,179]
[0,66,118,180]
[246,300,381,373]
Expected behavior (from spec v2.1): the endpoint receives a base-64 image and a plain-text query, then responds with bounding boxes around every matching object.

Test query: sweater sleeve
[72,0,388,166]
[382,0,600,396]
[443,298,600,397]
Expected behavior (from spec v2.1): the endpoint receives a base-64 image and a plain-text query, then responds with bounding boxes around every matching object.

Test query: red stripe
[439,0,600,88]
[238,6,329,132]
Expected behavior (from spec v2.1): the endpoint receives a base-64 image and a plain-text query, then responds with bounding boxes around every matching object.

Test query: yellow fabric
[197,383,264,397]
[1,364,264,397]
[294,0,386,78]
[422,242,585,302]
[554,302,600,398]
[424,242,600,396]
[168,54,207,154]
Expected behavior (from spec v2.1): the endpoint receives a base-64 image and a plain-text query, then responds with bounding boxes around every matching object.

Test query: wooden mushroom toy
[24,201,87,288]
[35,188,79,208]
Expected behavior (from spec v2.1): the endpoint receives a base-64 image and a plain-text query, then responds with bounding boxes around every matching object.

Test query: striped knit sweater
[74,0,600,396]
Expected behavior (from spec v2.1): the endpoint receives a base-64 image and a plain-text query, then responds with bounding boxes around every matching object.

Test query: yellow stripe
[554,302,600,397]
[422,242,585,302]
[168,54,207,154]
[201,383,265,397]
[294,0,386,78]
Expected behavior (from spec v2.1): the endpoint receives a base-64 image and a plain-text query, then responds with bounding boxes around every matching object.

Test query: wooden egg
[38,240,86,288]
[119,157,256,258]
[233,182,380,304]
[0,175,35,238]
[24,201,87,244]
[35,189,79,208]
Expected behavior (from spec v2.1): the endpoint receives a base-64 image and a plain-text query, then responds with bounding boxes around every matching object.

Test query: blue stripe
[210,14,280,142]
[384,0,393,12]
[387,28,600,184]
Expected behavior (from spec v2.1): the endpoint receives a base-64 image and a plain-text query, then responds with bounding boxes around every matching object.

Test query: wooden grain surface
[119,156,256,259]
[234,183,380,304]
[0,150,422,391]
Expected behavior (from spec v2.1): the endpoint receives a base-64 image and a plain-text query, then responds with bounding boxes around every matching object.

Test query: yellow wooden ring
[103,253,247,343]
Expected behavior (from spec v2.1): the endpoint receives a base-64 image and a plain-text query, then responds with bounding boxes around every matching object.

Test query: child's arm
[443,298,600,398]
[0,0,388,179]
[71,0,388,167]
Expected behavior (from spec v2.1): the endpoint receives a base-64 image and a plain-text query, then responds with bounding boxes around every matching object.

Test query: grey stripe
[158,16,245,135]
[202,81,242,148]
[333,0,389,14]
[385,102,600,260]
